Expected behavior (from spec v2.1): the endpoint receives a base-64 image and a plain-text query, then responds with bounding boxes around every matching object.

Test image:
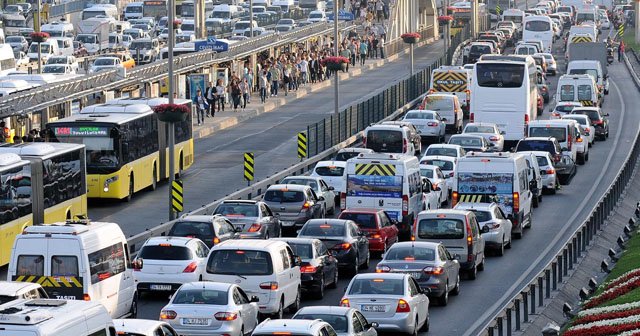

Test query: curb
[193,37,437,140]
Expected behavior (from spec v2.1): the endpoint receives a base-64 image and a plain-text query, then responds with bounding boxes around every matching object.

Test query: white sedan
[311,160,347,196]
[420,155,457,196]
[420,164,449,205]
[462,122,505,151]
[90,56,123,73]
[402,110,446,142]
[562,114,595,146]
[340,273,430,335]
[161,282,259,336]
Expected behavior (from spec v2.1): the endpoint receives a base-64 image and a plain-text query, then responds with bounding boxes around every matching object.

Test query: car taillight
[182,262,198,273]
[160,310,177,320]
[470,112,475,122]
[568,134,572,149]
[427,122,438,127]
[396,299,411,313]
[465,219,473,247]
[376,265,391,273]
[485,222,501,230]
[340,298,350,307]
[452,191,459,206]
[423,266,444,275]
[132,259,142,271]
[584,128,590,135]
[403,138,407,153]
[212,237,220,245]
[259,282,279,290]
[576,137,583,143]
[248,223,262,232]
[300,265,317,273]
[489,136,499,141]
[302,201,313,210]
[524,114,529,124]
[592,120,603,125]
[83,294,91,301]
[340,192,346,210]
[554,154,561,163]
[402,195,408,216]
[513,192,520,215]
[333,243,351,250]
[449,172,454,177]
[551,112,560,118]
[546,168,555,174]
[214,312,238,321]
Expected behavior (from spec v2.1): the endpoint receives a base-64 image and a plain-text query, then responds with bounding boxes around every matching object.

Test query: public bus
[143,0,168,19]
[0,142,87,266]
[523,15,554,53]
[45,98,194,201]
[501,8,525,31]
[470,56,538,145]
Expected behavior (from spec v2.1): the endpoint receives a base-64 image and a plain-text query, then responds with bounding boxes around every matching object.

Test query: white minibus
[523,15,554,53]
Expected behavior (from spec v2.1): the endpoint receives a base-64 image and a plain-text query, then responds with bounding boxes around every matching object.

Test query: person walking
[269,65,281,96]
[371,34,379,58]
[340,46,352,71]
[205,81,215,117]
[193,89,207,125]
[244,69,254,101]
[299,56,308,85]
[618,40,625,61]
[379,34,385,59]
[282,62,292,96]
[348,39,357,66]
[230,80,242,112]
[239,78,250,109]
[215,78,226,112]
[359,39,368,66]
[258,69,269,103]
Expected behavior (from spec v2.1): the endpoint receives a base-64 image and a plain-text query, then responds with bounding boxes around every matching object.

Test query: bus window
[577,85,592,101]
[0,164,32,223]
[525,20,550,31]
[476,63,525,88]
[42,150,84,207]
[560,85,575,101]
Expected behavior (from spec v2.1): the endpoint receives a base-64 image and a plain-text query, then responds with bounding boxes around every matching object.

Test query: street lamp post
[36,0,42,74]
[333,0,339,115]
[168,0,177,220]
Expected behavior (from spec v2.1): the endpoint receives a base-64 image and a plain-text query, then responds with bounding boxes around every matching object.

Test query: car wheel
[497,236,505,256]
[439,283,449,306]
[287,288,301,313]
[264,232,270,240]
[149,166,157,191]
[478,255,485,271]
[328,268,339,289]
[467,264,477,280]
[273,300,284,319]
[351,255,359,276]
[532,194,539,208]
[124,176,134,202]
[586,152,589,161]
[314,277,325,300]
[451,275,460,296]
[513,224,523,239]
[360,251,370,270]
[129,293,138,318]
[419,314,430,332]
[577,154,585,165]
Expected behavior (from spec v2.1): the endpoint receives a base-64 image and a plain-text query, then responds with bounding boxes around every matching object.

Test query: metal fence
[305,31,468,157]
[478,54,640,336]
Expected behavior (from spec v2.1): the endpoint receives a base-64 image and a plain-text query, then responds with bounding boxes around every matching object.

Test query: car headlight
[103,176,119,192]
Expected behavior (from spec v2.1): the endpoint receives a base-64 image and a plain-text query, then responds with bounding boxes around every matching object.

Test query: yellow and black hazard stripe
[14,275,83,288]
[432,72,468,92]
[355,163,396,176]
[244,152,254,182]
[297,132,307,159]
[571,36,593,43]
[172,180,183,212]
[458,194,490,203]
[580,100,595,107]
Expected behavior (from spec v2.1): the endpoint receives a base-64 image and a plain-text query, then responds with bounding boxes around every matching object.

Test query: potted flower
[173,19,182,29]
[30,32,49,43]
[321,56,350,71]
[401,32,421,44]
[438,15,454,25]
[153,103,190,123]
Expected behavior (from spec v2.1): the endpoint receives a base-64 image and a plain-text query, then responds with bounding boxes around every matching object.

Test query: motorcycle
[607,47,615,64]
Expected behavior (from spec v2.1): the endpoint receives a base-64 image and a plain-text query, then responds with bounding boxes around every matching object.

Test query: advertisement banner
[347,175,403,198]
[457,172,513,194]
[188,74,207,103]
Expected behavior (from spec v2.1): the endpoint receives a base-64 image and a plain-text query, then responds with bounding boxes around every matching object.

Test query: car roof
[421,155,456,162]
[272,237,320,245]
[296,306,353,315]
[419,209,471,217]
[337,148,374,153]
[314,160,346,167]
[256,319,328,333]
[450,134,485,139]
[419,164,440,171]
[113,319,170,334]
[175,215,217,222]
[354,272,407,280]
[523,137,558,142]
[214,238,288,250]
[465,122,497,127]
[572,107,600,111]
[0,281,41,295]
[221,200,259,205]
[178,281,232,291]
[390,241,440,249]
[145,236,194,246]
[426,144,462,150]
[305,218,350,226]
[268,184,311,191]
[282,176,320,181]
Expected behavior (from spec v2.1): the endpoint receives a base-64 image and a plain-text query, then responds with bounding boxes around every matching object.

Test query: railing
[476,53,640,336]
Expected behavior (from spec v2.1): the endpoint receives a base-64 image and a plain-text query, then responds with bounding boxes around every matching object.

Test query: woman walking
[193,89,208,125]
[230,80,242,112]
[215,79,226,112]
[239,78,250,109]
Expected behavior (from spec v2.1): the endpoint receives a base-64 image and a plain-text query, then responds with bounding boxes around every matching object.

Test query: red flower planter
[401,32,421,44]
[30,32,49,43]
[154,103,190,123]
[321,56,349,71]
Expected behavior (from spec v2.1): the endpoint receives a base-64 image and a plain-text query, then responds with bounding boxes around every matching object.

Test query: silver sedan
[281,176,336,216]
[402,110,446,142]
[212,200,281,239]
[293,306,378,336]
[454,202,513,256]
[462,122,505,151]
[160,282,260,336]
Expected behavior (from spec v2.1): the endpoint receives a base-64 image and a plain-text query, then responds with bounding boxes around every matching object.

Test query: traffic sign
[327,10,355,21]
[297,132,307,159]
[618,24,625,37]
[195,37,229,52]
[495,5,501,15]
[172,180,184,213]
[244,152,254,182]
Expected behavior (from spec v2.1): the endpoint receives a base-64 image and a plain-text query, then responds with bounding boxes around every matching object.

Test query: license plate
[150,284,172,291]
[281,221,295,226]
[182,318,209,325]
[362,305,386,312]
[409,272,422,279]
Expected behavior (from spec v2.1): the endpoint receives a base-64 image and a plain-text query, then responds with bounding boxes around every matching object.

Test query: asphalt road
[132,28,640,336]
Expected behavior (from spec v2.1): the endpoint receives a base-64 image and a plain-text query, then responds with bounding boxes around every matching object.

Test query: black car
[515,137,577,185]
[571,108,609,140]
[297,219,370,276]
[167,214,238,248]
[274,237,339,300]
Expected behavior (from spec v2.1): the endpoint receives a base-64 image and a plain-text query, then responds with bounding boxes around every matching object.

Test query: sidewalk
[192,36,438,140]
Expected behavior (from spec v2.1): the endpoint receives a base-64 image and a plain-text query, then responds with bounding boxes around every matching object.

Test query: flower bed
[578,301,640,317]
[564,316,640,336]
[584,276,640,309]
[401,32,420,44]
[573,307,640,326]
[603,269,640,292]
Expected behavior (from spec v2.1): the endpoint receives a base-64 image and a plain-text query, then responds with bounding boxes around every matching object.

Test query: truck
[75,17,114,54]
[568,42,608,77]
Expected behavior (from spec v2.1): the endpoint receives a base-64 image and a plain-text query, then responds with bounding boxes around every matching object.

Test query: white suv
[203,239,302,319]
[364,123,420,156]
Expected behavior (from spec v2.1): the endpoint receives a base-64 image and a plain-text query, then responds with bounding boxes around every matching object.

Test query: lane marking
[463,77,626,335]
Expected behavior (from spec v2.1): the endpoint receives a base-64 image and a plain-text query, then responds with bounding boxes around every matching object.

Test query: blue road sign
[195,37,229,52]
[327,10,355,21]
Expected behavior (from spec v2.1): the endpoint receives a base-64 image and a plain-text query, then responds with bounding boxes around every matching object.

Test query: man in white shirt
[299,57,309,85]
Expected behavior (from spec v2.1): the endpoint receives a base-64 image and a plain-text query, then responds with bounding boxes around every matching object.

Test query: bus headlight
[103,176,119,192]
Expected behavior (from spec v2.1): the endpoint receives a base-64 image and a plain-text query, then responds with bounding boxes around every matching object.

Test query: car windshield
[6,36,22,43]
[47,57,67,64]
[516,140,555,153]
[334,151,359,161]
[138,245,192,260]
[339,212,377,229]
[422,159,453,171]
[449,136,482,147]
[29,44,51,53]
[309,13,323,18]
[169,221,214,238]
[476,63,525,88]
[276,26,291,32]
[405,111,435,119]
[278,19,293,24]
[556,104,577,113]
[385,246,436,261]
[348,278,405,295]
[525,20,550,31]
[420,168,434,178]
[470,45,491,53]
[172,289,228,305]
[235,22,251,30]
[314,166,344,176]
[564,116,586,125]
[536,156,549,167]
[94,58,116,66]
[365,129,403,153]
[299,223,345,237]
[211,11,231,18]
[425,147,458,157]
[417,218,464,239]
[294,314,348,332]
[5,19,26,27]
[529,127,566,142]
[207,250,274,275]
[43,65,66,73]
[214,203,259,217]
[282,178,318,191]
[130,41,152,49]
[264,189,305,203]
[465,125,495,133]
[76,35,96,43]
[288,243,313,259]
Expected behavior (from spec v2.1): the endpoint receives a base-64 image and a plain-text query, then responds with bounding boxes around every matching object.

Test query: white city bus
[523,15,554,53]
[502,9,525,31]
[470,56,538,145]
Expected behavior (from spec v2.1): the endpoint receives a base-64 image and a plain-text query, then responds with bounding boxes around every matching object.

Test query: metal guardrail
[477,53,640,336]
[0,22,352,118]
[49,0,90,17]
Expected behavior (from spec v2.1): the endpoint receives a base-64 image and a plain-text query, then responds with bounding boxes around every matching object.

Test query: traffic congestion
[0,0,637,334]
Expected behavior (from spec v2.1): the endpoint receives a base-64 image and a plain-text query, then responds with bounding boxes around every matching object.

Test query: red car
[338,208,399,254]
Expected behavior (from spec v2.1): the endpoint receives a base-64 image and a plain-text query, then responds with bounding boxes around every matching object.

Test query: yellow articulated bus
[45,98,194,201]
[0,142,88,266]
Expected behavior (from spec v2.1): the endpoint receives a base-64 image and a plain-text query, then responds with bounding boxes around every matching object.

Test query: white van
[344,153,423,238]
[420,93,465,133]
[8,220,137,318]
[82,4,118,20]
[203,239,301,319]
[41,21,75,38]
[556,74,600,107]
[453,152,533,238]
[0,299,115,336]
[50,37,74,56]
[124,2,144,20]
[567,60,608,95]
[527,119,580,162]
[27,41,60,63]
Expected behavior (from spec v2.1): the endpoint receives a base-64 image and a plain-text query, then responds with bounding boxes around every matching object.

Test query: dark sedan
[448,134,493,153]
[570,107,609,140]
[298,219,370,276]
[274,238,339,300]
[212,200,281,239]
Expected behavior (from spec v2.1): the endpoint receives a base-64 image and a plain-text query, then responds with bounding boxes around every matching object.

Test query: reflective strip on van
[580,100,595,106]
[457,194,498,203]
[12,275,84,300]
[354,163,396,176]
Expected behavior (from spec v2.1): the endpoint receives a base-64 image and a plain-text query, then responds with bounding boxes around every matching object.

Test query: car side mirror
[235,227,243,233]
[481,226,490,233]
[561,147,569,152]
[369,322,379,329]
[250,295,260,303]
[453,254,461,260]
[328,186,335,191]
[604,113,610,117]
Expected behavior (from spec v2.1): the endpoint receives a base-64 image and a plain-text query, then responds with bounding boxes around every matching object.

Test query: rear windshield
[288,243,313,259]
[536,156,549,167]
[339,212,377,229]
[528,126,567,142]
[169,221,214,237]
[405,111,435,119]
[560,85,575,101]
[555,104,577,113]
[417,218,465,239]
[207,250,273,275]
[172,289,228,305]
[564,116,587,125]
[214,203,259,217]
[422,159,454,171]
[314,166,345,176]
[470,45,491,53]
[348,278,404,295]
[299,223,345,237]
[282,178,318,190]
[449,137,482,147]
[422,97,453,111]
[334,152,359,161]
[476,63,525,88]
[138,245,192,260]
[294,314,348,332]
[465,125,495,133]
[577,85,593,101]
[568,69,598,80]
[264,189,305,202]
[425,147,458,157]
[467,210,491,222]
[572,109,600,121]
[420,169,434,179]
[525,20,550,31]
[516,140,555,153]
[365,130,403,153]
[385,246,435,261]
